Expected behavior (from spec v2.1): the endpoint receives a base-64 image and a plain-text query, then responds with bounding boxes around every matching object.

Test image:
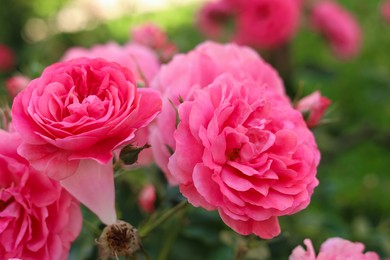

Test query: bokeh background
[1,0,390,259]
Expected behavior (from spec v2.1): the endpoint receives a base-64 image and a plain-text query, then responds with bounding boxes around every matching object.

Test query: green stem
[83,219,101,237]
[157,209,186,260]
[139,200,188,238]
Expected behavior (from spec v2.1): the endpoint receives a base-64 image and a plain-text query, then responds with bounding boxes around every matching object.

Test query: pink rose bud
[290,238,380,260]
[138,184,156,213]
[381,1,390,23]
[0,44,15,72]
[5,75,30,99]
[296,91,331,128]
[131,23,177,62]
[311,1,362,60]
[131,23,168,50]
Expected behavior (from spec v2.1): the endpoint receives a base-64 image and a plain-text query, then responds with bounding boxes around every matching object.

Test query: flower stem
[139,200,188,238]
[83,219,101,237]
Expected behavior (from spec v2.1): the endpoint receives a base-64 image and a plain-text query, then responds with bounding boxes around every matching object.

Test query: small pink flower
[296,91,331,128]
[311,1,362,59]
[131,23,177,62]
[0,44,15,73]
[5,75,30,99]
[197,0,235,39]
[0,130,82,260]
[290,238,380,260]
[168,73,319,239]
[138,184,156,213]
[131,23,168,50]
[62,41,160,86]
[12,58,162,224]
[233,0,301,49]
[381,1,390,23]
[151,41,286,185]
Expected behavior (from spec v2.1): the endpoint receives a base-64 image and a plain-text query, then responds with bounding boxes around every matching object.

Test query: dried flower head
[97,220,141,260]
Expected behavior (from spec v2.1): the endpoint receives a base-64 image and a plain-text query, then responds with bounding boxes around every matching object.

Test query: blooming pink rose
[290,238,380,260]
[62,43,161,166]
[0,130,82,260]
[233,0,301,49]
[151,41,286,184]
[197,0,235,39]
[131,23,177,62]
[138,184,156,213]
[381,1,390,23]
[11,58,162,224]
[62,41,160,86]
[168,73,319,239]
[296,91,331,128]
[5,75,30,99]
[0,44,15,73]
[311,1,362,59]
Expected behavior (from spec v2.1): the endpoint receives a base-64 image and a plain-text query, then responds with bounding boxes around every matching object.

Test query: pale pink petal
[60,159,116,225]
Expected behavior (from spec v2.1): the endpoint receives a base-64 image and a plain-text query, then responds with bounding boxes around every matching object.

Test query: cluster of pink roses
[197,0,362,60]
[0,15,382,258]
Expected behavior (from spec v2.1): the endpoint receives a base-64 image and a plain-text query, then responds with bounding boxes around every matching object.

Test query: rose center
[226,147,241,161]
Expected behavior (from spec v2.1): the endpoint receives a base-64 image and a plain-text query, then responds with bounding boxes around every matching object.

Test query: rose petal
[60,159,116,225]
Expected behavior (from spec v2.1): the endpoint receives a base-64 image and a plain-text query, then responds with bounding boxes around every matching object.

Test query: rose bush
[151,41,286,184]
[0,130,82,260]
[290,238,380,260]
[11,58,162,224]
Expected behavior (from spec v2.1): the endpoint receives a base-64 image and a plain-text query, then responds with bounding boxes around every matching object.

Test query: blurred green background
[1,0,390,259]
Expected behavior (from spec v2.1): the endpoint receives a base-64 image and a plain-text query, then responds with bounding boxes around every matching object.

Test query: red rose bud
[296,91,331,128]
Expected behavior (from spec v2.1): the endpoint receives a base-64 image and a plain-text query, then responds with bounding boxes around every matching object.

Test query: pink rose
[131,23,177,62]
[151,41,286,184]
[197,0,235,39]
[0,130,82,260]
[0,44,15,73]
[311,1,362,59]
[168,73,319,239]
[296,91,331,128]
[290,238,380,260]
[381,1,390,23]
[138,184,156,213]
[5,75,30,99]
[131,23,168,50]
[233,0,301,49]
[11,58,162,224]
[62,41,160,86]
